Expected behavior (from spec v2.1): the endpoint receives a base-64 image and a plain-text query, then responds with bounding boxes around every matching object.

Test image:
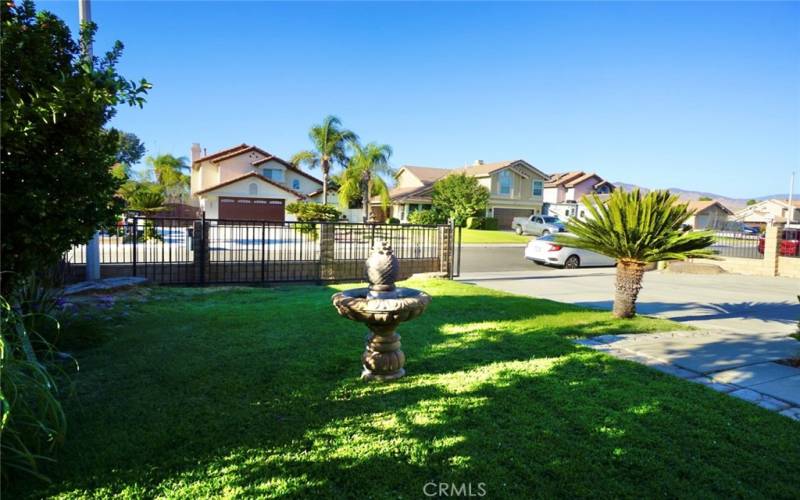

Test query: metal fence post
[132,216,138,277]
[200,211,207,285]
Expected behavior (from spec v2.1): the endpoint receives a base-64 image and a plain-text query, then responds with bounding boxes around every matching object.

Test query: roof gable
[194,172,306,198]
[192,144,250,166]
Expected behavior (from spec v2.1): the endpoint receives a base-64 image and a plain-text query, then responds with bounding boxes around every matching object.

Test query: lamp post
[80,0,101,281]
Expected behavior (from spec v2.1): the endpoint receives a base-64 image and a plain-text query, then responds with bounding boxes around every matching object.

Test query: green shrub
[483,217,499,230]
[466,216,484,229]
[286,202,341,222]
[286,202,342,240]
[1,294,70,484]
[387,217,400,225]
[407,209,442,226]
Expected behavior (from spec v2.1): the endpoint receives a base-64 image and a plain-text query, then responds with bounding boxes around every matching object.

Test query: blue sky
[40,1,799,198]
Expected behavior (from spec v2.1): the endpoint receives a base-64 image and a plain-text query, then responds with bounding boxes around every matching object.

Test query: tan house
[733,199,800,228]
[684,200,733,229]
[374,160,549,226]
[190,143,330,221]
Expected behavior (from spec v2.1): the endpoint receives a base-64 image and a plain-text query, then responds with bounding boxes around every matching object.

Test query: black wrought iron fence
[64,216,457,284]
[709,231,764,260]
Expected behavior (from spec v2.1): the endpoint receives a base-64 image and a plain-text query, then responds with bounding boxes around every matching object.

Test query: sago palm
[556,189,715,318]
[338,142,393,222]
[291,116,358,205]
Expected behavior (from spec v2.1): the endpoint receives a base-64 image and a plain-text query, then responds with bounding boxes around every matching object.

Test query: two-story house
[375,160,549,227]
[190,143,329,221]
[733,199,800,229]
[543,171,614,220]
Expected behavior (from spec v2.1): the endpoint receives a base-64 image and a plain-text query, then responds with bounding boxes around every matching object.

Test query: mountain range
[613,183,790,210]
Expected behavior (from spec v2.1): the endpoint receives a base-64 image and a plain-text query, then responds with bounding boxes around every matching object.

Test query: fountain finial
[366,240,399,295]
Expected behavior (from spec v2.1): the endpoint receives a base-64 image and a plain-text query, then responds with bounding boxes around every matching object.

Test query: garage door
[219,197,285,222]
[493,208,534,229]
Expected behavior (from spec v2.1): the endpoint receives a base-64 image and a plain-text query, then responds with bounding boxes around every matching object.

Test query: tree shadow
[575,300,800,327]
[22,285,800,498]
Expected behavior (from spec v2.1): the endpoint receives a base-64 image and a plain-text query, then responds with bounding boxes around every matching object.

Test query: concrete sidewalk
[458,269,800,418]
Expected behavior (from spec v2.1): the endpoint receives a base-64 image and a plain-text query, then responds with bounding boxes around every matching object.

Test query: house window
[262,168,284,183]
[292,179,301,190]
[499,170,512,195]
[248,183,258,195]
[532,180,543,197]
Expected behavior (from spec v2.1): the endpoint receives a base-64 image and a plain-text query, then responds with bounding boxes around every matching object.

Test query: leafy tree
[146,154,190,202]
[698,196,712,201]
[291,116,358,204]
[431,173,490,226]
[116,131,146,167]
[0,1,150,288]
[127,189,166,241]
[555,189,715,318]
[746,199,757,206]
[338,142,393,222]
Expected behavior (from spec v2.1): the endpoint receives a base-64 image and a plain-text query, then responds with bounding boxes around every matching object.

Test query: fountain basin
[332,287,431,381]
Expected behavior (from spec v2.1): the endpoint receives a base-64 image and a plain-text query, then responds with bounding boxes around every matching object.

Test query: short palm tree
[291,116,358,205]
[556,189,715,318]
[338,142,393,222]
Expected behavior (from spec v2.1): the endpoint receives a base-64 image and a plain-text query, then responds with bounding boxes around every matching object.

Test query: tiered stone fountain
[332,241,431,381]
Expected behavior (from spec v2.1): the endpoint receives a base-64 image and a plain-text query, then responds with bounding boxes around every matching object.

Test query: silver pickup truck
[512,215,566,236]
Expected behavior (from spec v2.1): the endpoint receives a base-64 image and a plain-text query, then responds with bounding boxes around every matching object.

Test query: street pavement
[457,244,553,273]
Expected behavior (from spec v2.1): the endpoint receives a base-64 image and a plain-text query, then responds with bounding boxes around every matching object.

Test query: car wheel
[541,229,550,236]
[564,255,580,269]
[515,225,523,235]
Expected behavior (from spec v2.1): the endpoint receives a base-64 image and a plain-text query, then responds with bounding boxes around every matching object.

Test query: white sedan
[525,234,616,269]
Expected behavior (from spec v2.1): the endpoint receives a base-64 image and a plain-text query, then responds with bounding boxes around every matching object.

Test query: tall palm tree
[146,154,190,202]
[291,115,358,205]
[338,142,393,222]
[556,189,715,318]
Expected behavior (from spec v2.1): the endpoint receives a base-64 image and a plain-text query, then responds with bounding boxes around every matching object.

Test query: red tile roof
[192,143,250,165]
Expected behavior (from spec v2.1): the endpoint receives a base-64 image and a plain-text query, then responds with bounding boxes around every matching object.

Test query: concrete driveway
[458,268,799,335]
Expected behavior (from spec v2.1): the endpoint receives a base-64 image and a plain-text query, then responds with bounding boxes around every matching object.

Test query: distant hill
[612,183,790,211]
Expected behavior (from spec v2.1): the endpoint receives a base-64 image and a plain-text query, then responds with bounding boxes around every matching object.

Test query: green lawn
[21,280,799,498]
[460,228,532,244]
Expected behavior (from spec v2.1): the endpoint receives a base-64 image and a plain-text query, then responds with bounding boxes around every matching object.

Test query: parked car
[525,234,616,269]
[758,228,800,257]
[512,215,566,236]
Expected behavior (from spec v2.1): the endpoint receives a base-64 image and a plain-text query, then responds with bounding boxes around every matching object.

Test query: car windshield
[538,234,555,241]
[541,216,559,223]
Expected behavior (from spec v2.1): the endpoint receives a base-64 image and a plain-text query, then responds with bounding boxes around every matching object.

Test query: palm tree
[146,154,190,202]
[338,142,393,222]
[556,189,715,318]
[291,116,358,205]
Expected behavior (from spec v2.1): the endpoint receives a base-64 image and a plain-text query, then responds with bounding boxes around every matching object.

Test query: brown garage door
[219,197,285,222]
[493,208,534,229]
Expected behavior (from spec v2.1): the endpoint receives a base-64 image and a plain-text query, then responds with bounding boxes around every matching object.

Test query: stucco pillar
[763,225,783,277]
[320,223,336,281]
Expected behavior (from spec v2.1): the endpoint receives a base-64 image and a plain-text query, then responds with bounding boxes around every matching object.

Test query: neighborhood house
[684,200,733,229]
[542,171,615,220]
[190,143,330,221]
[734,199,800,228]
[374,160,549,226]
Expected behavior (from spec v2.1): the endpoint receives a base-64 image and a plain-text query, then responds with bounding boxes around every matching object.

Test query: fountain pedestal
[332,241,431,381]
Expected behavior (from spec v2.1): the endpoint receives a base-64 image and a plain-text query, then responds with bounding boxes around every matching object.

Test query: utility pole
[789,171,796,224]
[80,0,101,281]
